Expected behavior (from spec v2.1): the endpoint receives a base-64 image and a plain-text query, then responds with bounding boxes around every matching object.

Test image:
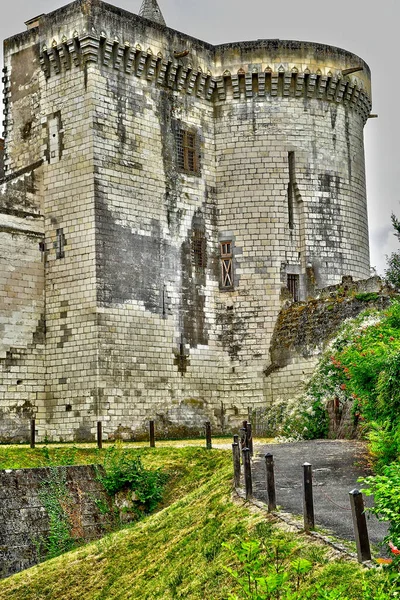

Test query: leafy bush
[260,394,328,441]
[296,301,400,451]
[361,461,400,549]
[97,445,168,512]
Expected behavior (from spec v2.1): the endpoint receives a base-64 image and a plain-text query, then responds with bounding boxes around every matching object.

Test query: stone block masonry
[0,0,373,441]
[0,465,112,579]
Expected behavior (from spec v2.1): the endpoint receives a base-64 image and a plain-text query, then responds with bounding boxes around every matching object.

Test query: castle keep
[0,0,372,442]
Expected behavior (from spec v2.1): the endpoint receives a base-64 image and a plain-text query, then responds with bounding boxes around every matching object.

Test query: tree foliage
[385,214,400,289]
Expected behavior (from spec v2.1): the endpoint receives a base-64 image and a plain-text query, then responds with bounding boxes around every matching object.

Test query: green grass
[0,448,395,599]
[0,438,275,471]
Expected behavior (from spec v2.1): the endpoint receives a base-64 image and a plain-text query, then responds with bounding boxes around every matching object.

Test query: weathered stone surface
[0,465,113,579]
[0,0,373,440]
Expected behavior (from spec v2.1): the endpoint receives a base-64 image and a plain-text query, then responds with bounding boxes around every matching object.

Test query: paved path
[251,440,388,551]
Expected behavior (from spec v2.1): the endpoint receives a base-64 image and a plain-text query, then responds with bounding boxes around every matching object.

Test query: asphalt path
[251,440,388,551]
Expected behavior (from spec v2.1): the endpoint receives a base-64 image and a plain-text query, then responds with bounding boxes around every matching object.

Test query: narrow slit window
[287,274,299,302]
[288,151,295,230]
[176,128,199,174]
[56,228,65,259]
[220,241,233,289]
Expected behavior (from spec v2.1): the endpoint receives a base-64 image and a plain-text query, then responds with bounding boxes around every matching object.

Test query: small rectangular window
[221,241,233,288]
[176,128,199,174]
[287,274,299,302]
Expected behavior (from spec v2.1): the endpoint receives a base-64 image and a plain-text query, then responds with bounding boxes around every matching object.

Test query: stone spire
[138,0,166,26]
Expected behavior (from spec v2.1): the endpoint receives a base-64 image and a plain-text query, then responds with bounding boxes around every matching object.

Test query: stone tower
[139,0,166,25]
[0,0,372,442]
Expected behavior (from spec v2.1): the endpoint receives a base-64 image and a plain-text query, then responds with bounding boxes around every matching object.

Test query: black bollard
[30,419,36,449]
[205,421,212,450]
[242,448,253,500]
[349,489,372,563]
[232,443,241,488]
[265,453,277,512]
[97,421,103,450]
[303,463,315,532]
[149,420,155,448]
[247,423,253,456]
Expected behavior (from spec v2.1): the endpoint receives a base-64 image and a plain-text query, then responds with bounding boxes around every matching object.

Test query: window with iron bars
[176,128,199,175]
[220,241,234,289]
[192,229,207,269]
[287,274,299,302]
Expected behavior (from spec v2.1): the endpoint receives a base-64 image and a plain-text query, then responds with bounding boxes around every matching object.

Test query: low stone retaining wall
[0,465,112,579]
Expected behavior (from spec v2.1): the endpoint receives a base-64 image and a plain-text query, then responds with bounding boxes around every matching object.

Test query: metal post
[149,420,155,448]
[205,421,212,450]
[349,489,371,563]
[232,443,241,488]
[30,419,36,449]
[265,453,277,512]
[247,422,253,456]
[303,462,315,531]
[242,448,252,499]
[97,421,103,450]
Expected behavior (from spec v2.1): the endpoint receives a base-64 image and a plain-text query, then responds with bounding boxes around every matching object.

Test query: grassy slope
[0,448,391,599]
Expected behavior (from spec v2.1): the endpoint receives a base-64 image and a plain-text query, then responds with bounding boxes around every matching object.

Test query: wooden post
[239,428,247,451]
[97,421,103,450]
[233,434,239,445]
[303,463,315,531]
[30,419,36,449]
[265,453,277,512]
[349,489,371,563]
[232,443,241,488]
[242,448,252,499]
[149,420,155,448]
[247,422,253,456]
[242,420,248,446]
[205,421,212,450]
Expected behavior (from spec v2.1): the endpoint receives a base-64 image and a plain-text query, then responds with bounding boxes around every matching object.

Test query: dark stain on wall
[95,180,178,313]
[216,305,248,360]
[180,210,208,348]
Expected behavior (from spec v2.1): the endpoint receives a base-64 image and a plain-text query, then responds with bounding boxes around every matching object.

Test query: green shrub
[97,445,168,512]
[360,461,400,549]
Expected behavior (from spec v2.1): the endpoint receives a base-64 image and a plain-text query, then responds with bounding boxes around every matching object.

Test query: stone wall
[0,464,112,579]
[265,277,392,402]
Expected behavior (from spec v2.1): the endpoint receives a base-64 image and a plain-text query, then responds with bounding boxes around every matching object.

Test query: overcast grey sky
[0,0,397,274]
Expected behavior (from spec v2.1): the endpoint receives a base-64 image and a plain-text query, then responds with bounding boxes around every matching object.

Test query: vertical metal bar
[149,420,155,448]
[265,453,277,512]
[349,489,371,563]
[242,448,252,499]
[97,421,103,450]
[205,421,212,450]
[232,443,241,488]
[303,462,315,531]
[247,423,253,456]
[30,419,36,449]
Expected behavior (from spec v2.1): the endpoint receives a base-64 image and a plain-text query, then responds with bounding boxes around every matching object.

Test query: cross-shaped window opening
[221,241,233,288]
